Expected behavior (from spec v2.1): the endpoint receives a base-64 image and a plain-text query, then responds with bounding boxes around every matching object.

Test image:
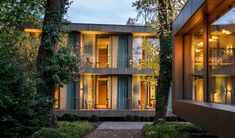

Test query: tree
[36,0,79,126]
[131,0,187,122]
[0,1,49,137]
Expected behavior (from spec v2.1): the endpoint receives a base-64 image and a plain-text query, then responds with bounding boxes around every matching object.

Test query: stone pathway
[84,122,152,138]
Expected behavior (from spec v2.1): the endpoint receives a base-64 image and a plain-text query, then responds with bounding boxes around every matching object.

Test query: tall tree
[36,0,79,126]
[131,0,187,122]
[0,1,51,137]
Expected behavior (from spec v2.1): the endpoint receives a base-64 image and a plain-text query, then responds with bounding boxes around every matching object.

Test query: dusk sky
[67,0,137,25]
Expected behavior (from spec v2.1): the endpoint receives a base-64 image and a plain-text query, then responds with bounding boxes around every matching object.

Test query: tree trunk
[154,0,172,123]
[154,37,172,123]
[36,0,67,127]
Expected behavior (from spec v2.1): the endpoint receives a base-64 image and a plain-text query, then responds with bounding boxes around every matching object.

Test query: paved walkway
[84,122,152,138]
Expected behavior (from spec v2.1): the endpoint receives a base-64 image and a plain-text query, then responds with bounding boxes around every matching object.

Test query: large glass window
[81,34,95,68]
[96,37,111,68]
[132,75,156,109]
[184,23,204,101]
[209,7,235,105]
[80,75,112,109]
[132,37,159,69]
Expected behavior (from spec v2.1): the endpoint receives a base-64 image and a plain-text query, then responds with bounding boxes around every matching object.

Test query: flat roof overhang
[172,0,235,36]
[64,23,157,37]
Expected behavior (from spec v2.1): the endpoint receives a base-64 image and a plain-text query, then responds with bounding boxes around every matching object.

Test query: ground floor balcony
[54,74,158,115]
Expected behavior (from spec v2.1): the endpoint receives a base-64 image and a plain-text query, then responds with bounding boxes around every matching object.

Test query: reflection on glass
[191,24,204,101]
[209,7,235,105]
[192,77,204,102]
[132,75,156,109]
[80,75,112,109]
[80,75,95,109]
[132,37,159,69]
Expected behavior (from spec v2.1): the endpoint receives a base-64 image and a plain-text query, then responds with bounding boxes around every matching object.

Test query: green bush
[58,121,91,138]
[133,115,141,121]
[124,115,133,121]
[31,127,66,138]
[59,113,80,122]
[88,115,99,122]
[144,122,204,138]
[142,117,150,122]
[32,121,92,138]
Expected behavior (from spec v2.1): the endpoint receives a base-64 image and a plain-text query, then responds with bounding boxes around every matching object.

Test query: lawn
[143,122,217,138]
[31,121,92,138]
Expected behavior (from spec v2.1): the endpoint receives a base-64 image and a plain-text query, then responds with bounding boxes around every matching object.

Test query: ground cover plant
[144,122,217,138]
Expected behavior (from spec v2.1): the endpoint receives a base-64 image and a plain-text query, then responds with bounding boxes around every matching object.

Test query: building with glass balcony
[173,0,235,137]
[52,23,159,117]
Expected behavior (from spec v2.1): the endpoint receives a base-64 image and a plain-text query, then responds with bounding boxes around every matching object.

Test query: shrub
[144,122,205,138]
[59,113,79,122]
[142,117,150,122]
[124,115,133,121]
[58,121,91,138]
[88,115,99,122]
[133,115,141,121]
[32,121,92,138]
[31,127,66,138]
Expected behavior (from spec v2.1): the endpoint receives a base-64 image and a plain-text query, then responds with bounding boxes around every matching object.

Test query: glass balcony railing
[79,55,157,70]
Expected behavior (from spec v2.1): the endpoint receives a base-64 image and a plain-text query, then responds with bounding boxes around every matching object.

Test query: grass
[31,121,92,138]
[143,122,217,138]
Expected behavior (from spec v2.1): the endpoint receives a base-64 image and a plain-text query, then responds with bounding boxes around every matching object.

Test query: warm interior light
[24,28,42,33]
[212,36,219,40]
[222,29,231,35]
[195,49,200,53]
[198,42,203,47]
[209,39,216,42]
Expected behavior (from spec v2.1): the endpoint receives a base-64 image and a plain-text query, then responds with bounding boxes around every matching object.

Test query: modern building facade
[51,23,158,117]
[173,0,235,137]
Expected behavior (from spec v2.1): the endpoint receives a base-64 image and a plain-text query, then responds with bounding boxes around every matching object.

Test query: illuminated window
[132,75,156,109]
[209,7,235,105]
[184,23,204,101]
[54,83,60,109]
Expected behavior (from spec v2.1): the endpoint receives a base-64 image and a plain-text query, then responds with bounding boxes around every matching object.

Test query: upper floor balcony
[78,34,158,75]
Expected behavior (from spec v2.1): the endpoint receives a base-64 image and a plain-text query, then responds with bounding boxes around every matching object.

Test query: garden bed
[31,121,92,138]
[143,122,218,138]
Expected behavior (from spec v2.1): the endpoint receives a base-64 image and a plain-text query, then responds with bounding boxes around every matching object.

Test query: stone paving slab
[84,129,144,138]
[97,122,152,130]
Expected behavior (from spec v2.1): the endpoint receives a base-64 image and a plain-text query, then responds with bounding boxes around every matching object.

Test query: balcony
[79,55,156,75]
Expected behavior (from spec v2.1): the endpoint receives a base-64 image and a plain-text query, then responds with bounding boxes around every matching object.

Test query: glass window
[132,37,159,69]
[132,75,156,109]
[81,35,95,68]
[184,23,204,101]
[209,7,235,105]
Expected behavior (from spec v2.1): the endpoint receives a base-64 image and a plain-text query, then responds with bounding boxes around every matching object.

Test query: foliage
[0,41,50,137]
[32,121,92,138]
[0,0,45,29]
[36,0,79,127]
[144,122,206,138]
[31,127,66,138]
[59,113,80,122]
[88,115,99,122]
[133,116,141,121]
[58,121,91,138]
[125,115,134,121]
[142,116,151,122]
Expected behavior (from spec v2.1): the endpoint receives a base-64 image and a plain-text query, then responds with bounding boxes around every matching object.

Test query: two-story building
[50,23,158,117]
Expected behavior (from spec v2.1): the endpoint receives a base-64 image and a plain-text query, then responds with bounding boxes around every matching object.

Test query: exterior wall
[173,0,235,138]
